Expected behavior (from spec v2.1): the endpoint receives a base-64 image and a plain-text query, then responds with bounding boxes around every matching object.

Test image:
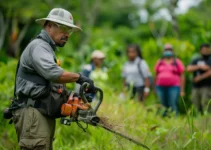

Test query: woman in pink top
[154,44,185,116]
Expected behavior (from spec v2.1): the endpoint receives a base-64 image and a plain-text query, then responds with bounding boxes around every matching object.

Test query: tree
[0,0,49,57]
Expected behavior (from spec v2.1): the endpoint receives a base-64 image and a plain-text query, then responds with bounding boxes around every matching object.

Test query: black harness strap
[17,66,48,85]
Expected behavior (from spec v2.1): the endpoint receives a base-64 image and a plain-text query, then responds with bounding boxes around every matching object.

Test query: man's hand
[193,76,202,83]
[143,87,150,99]
[143,91,149,98]
[199,65,210,71]
[180,91,185,97]
[76,74,95,92]
[193,70,211,83]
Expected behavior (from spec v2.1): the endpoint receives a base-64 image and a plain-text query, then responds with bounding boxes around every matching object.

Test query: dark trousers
[129,86,145,101]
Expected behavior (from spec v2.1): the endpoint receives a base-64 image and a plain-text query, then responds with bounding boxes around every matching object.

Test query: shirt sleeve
[31,44,64,81]
[140,60,150,78]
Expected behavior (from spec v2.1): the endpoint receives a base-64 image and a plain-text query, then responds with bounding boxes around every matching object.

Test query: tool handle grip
[79,82,89,103]
[93,87,103,113]
[79,82,103,113]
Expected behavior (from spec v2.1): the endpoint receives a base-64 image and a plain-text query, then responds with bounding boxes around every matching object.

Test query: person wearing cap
[122,44,151,102]
[187,43,211,114]
[80,50,108,87]
[12,8,95,149]
[154,44,185,116]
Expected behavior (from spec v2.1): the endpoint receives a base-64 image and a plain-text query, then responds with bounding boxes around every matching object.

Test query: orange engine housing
[61,94,91,117]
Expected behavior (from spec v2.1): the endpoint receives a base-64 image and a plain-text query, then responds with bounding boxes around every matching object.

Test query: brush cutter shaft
[95,122,150,150]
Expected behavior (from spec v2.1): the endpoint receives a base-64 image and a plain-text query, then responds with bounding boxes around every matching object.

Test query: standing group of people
[80,43,211,117]
[122,43,211,116]
[81,43,211,117]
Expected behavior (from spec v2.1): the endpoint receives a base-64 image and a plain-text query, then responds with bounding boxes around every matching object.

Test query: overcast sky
[136,0,202,22]
[177,0,202,14]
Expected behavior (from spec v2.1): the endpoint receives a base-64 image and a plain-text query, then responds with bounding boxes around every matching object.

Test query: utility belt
[3,97,40,123]
[22,83,68,118]
[18,96,40,108]
[4,84,69,122]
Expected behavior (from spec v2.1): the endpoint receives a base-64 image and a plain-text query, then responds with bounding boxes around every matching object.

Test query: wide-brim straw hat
[91,50,105,59]
[35,8,82,32]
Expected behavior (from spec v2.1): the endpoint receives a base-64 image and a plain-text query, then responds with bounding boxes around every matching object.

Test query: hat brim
[35,18,82,32]
[91,56,105,59]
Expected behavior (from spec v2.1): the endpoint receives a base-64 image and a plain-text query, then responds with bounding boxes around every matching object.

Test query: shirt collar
[129,57,140,63]
[37,29,57,51]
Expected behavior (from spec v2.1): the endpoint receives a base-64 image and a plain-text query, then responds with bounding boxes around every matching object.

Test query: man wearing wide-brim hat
[12,8,95,149]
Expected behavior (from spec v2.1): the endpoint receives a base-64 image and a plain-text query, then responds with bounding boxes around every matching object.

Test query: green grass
[1,87,211,150]
[1,60,211,150]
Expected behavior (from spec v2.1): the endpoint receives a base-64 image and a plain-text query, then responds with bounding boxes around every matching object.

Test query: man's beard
[56,43,65,47]
[56,36,68,47]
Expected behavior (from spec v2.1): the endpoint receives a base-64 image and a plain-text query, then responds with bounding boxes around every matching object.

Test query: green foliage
[1,0,211,149]
[0,60,17,104]
[0,60,18,150]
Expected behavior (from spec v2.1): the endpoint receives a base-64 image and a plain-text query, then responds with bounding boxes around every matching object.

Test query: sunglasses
[53,22,74,34]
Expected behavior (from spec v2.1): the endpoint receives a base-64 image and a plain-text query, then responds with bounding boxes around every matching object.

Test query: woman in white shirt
[122,44,151,102]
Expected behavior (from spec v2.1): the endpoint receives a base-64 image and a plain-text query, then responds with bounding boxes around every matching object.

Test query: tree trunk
[79,0,102,51]
[7,20,30,57]
[14,21,30,57]
[0,11,9,51]
[169,0,180,38]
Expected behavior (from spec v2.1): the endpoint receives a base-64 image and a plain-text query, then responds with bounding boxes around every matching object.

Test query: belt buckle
[26,98,35,107]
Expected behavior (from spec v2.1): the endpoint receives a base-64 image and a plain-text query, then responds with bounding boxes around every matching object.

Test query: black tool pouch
[3,108,13,120]
[37,83,69,118]
[3,98,23,120]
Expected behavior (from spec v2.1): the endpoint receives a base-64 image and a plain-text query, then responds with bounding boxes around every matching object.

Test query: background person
[122,44,151,102]
[75,50,108,91]
[187,43,211,114]
[82,50,108,86]
[154,44,185,116]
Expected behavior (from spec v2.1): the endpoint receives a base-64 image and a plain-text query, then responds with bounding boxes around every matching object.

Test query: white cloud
[176,0,202,14]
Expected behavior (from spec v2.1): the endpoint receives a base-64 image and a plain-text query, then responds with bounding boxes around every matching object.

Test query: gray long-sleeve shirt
[122,57,150,87]
[16,30,64,98]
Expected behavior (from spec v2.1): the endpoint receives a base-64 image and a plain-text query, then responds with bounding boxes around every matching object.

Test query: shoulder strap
[173,57,177,66]
[13,60,20,97]
[173,57,180,75]
[137,59,144,79]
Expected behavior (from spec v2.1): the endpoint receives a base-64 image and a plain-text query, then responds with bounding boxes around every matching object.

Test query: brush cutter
[60,82,150,150]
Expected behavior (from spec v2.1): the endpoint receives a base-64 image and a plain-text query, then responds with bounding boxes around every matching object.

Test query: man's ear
[48,22,54,28]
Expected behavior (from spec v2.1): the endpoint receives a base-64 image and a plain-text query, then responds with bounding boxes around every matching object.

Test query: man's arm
[56,71,80,83]
[144,77,150,90]
[187,64,210,73]
[187,65,200,72]
[31,45,94,89]
[193,70,211,83]
[141,60,151,97]
[180,73,185,96]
